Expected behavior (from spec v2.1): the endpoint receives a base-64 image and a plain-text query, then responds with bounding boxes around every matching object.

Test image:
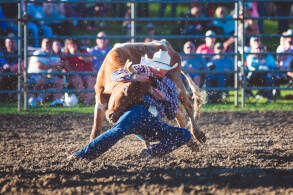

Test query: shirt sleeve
[111,64,153,82]
[162,77,178,120]
[111,68,134,82]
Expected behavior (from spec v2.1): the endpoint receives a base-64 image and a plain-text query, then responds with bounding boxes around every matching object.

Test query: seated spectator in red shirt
[62,39,96,105]
[196,30,216,61]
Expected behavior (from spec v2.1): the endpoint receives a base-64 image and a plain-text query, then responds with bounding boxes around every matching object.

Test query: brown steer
[90,40,206,146]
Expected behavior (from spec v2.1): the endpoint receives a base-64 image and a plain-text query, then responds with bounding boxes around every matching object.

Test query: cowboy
[68,50,193,160]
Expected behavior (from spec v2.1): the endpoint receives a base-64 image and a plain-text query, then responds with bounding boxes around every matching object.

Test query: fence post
[130,2,136,43]
[17,1,23,112]
[234,0,239,107]
[240,0,246,107]
[23,0,28,111]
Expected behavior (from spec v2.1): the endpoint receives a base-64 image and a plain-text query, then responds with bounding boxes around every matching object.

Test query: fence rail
[0,0,292,111]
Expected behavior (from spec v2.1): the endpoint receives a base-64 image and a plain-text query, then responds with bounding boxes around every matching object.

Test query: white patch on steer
[113,40,167,49]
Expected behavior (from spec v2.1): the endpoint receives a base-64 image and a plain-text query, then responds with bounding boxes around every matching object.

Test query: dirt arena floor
[0,111,292,194]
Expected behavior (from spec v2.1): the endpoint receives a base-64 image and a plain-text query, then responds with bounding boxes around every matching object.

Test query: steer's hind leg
[90,102,106,141]
[179,90,206,144]
[176,104,200,152]
[175,104,187,128]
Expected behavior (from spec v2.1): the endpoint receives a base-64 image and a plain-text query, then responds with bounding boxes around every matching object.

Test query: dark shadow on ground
[1,166,292,190]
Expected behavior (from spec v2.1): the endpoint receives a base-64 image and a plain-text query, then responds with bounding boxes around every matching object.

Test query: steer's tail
[181,70,204,119]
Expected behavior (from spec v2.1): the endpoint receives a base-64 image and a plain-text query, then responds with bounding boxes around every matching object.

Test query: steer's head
[106,81,152,124]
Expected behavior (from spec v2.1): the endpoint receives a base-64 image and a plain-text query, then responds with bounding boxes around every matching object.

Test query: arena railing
[0,0,292,111]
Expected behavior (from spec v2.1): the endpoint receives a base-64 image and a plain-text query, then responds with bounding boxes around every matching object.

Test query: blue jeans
[74,104,191,159]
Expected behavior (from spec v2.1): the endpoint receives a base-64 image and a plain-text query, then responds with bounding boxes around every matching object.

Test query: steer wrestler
[68,50,194,160]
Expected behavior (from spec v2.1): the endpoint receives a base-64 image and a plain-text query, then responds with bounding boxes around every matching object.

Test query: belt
[148,105,158,117]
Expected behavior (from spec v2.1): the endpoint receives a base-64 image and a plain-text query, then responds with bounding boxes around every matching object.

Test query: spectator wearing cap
[88,31,112,72]
[144,23,156,42]
[196,30,216,61]
[205,42,234,103]
[277,29,293,69]
[275,29,293,87]
[249,37,261,51]
[181,41,207,87]
[246,44,276,103]
[243,36,261,61]
[147,23,155,36]
[276,31,289,54]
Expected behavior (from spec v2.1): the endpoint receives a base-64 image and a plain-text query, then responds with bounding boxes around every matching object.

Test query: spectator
[147,23,156,37]
[205,42,234,103]
[276,29,293,86]
[87,31,112,72]
[181,41,206,87]
[276,31,289,54]
[27,1,54,47]
[196,30,216,61]
[3,38,18,72]
[51,40,63,67]
[144,38,153,43]
[243,36,261,61]
[0,6,17,46]
[213,6,235,35]
[240,4,259,36]
[192,1,215,17]
[1,37,19,102]
[246,44,275,103]
[277,29,293,68]
[143,23,156,42]
[0,52,9,101]
[87,3,109,30]
[27,38,64,107]
[52,40,62,55]
[256,2,265,34]
[181,5,207,35]
[224,4,259,52]
[62,39,96,105]
[122,4,131,32]
[0,52,8,72]
[43,2,72,36]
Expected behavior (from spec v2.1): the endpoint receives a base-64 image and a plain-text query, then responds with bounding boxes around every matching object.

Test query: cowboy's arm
[111,65,153,82]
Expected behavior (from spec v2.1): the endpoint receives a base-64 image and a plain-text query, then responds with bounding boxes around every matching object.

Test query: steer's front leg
[90,102,106,141]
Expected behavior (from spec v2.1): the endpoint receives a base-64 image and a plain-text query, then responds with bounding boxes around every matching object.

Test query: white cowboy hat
[142,49,178,70]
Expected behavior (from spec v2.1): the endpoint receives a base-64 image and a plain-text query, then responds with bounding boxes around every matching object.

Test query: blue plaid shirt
[111,65,178,120]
